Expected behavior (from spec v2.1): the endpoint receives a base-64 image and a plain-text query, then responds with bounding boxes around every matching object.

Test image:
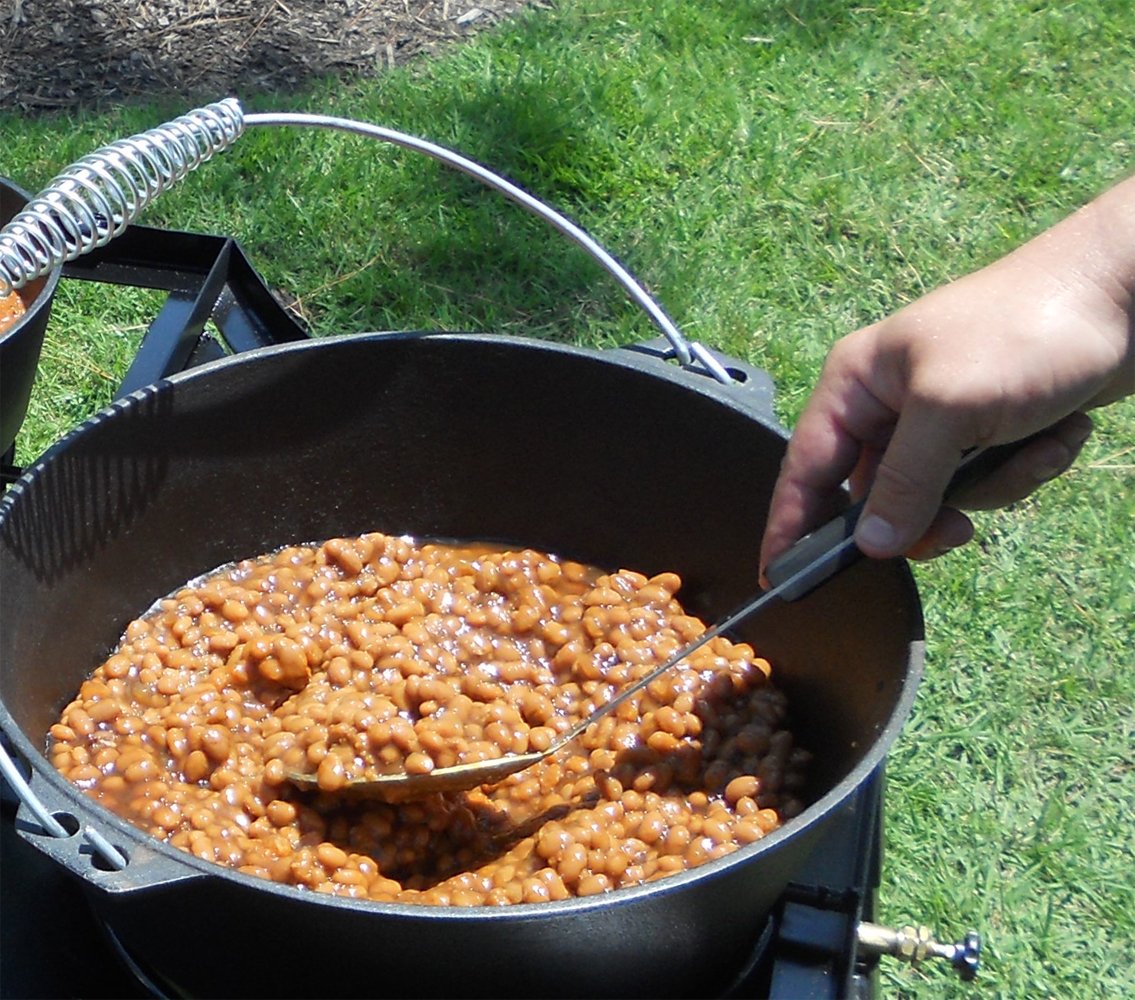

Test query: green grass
[3,1,1133,996]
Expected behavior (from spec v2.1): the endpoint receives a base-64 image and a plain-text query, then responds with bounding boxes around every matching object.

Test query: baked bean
[577,873,611,897]
[403,751,435,775]
[66,708,95,738]
[646,730,681,755]
[52,532,809,907]
[124,758,159,784]
[724,774,760,804]
[267,799,297,826]
[183,750,210,783]
[151,805,181,831]
[637,811,667,845]
[734,820,765,844]
[317,842,349,869]
[87,698,121,724]
[200,726,232,763]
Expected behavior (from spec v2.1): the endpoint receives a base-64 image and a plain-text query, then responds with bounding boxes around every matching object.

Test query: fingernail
[1069,422,1093,448]
[1035,421,1093,481]
[855,513,898,552]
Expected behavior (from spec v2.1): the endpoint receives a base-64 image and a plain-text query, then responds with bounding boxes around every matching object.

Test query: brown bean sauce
[50,533,810,906]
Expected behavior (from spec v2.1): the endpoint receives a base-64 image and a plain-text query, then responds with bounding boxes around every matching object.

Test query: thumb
[853,409,968,558]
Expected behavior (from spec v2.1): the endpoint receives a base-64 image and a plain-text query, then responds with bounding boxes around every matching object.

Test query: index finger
[758,365,896,579]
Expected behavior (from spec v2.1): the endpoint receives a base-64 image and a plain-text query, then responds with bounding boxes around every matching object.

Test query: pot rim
[0,330,925,916]
[0,176,62,339]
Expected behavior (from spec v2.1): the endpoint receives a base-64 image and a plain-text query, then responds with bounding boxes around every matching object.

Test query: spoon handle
[548,489,870,750]
[764,434,1041,600]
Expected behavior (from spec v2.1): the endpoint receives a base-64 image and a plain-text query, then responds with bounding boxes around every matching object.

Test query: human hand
[759,176,1135,578]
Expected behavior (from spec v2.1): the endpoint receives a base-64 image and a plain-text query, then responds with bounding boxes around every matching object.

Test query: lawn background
[2,1,1133,997]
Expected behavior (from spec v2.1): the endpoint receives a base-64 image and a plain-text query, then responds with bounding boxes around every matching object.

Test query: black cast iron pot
[0,331,923,998]
[0,178,62,459]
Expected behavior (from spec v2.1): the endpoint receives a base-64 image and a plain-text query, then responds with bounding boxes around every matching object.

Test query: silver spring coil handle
[0,99,245,294]
[0,97,729,380]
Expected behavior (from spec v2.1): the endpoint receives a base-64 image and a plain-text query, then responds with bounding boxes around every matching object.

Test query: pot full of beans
[0,331,924,998]
[0,103,923,997]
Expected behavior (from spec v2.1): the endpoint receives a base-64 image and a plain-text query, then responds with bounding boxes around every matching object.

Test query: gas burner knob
[856,922,982,982]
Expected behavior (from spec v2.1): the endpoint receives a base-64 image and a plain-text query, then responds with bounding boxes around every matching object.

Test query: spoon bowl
[285,748,552,802]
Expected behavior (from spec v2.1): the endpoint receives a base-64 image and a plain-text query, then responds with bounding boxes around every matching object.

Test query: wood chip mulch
[2,0,544,113]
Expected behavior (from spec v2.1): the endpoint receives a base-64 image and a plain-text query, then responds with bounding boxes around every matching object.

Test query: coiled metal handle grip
[0,99,245,295]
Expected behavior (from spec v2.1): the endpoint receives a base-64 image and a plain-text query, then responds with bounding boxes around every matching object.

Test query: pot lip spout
[0,174,64,315]
[1,177,64,458]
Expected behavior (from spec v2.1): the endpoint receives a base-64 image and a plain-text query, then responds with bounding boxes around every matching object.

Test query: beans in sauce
[51,533,811,905]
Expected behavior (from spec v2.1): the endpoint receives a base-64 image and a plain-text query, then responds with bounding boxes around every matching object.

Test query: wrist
[1014,175,1135,400]
[1044,175,1135,342]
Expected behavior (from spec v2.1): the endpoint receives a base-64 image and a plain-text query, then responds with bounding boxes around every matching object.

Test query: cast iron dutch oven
[0,330,924,998]
[0,106,924,999]
[0,178,61,459]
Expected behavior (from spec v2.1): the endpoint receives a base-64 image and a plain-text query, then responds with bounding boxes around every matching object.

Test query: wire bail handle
[0,97,737,861]
[0,97,731,383]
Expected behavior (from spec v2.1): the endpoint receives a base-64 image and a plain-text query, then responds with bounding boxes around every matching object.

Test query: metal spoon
[285,439,1029,802]
[283,532,841,803]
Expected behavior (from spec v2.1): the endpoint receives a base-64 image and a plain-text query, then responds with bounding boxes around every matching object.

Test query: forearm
[1072,171,1135,309]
